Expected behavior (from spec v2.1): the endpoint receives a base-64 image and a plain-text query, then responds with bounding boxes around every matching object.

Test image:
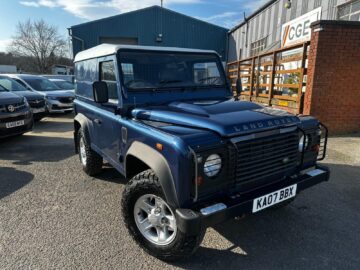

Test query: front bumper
[0,111,33,138]
[176,165,330,235]
[47,100,74,113]
[30,106,47,119]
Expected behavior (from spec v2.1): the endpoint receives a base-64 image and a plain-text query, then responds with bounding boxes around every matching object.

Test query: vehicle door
[92,56,123,169]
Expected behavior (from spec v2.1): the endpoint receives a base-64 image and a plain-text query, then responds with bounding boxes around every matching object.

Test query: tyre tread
[121,169,204,261]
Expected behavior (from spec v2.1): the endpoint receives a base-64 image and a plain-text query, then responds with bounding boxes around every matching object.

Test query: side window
[75,59,97,99]
[100,61,118,100]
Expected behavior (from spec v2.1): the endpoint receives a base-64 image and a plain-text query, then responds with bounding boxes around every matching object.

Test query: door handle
[94,119,102,125]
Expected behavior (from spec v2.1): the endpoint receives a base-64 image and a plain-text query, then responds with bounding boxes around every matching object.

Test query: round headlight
[299,135,309,152]
[204,154,222,177]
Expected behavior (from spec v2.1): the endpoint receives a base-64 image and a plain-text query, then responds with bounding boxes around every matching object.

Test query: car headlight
[299,135,309,152]
[0,105,6,113]
[23,97,29,107]
[204,154,222,177]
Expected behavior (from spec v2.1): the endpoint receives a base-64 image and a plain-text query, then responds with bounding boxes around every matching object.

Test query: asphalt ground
[0,114,359,270]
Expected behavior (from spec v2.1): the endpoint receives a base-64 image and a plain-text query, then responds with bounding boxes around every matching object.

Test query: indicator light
[156,143,163,151]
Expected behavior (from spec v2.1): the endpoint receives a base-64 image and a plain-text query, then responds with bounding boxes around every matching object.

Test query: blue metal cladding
[70,6,228,60]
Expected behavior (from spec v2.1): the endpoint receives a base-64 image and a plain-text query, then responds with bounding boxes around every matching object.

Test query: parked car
[73,44,329,261]
[0,75,47,121]
[6,74,74,113]
[48,78,75,91]
[0,84,33,138]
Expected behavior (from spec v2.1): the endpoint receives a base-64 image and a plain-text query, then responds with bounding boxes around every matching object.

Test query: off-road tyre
[77,127,103,176]
[121,169,205,261]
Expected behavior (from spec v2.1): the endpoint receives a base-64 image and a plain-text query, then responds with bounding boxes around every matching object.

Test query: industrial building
[69,5,228,60]
[228,0,360,61]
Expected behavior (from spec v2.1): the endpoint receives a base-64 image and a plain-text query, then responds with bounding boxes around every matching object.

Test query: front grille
[28,99,45,108]
[234,131,299,190]
[0,115,26,123]
[58,97,74,103]
[4,102,26,112]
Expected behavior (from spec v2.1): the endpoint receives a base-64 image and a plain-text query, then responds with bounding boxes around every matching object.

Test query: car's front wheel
[121,169,204,261]
[77,128,103,176]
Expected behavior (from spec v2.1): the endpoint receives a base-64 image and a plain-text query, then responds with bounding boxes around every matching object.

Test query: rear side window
[100,61,118,100]
[75,59,97,99]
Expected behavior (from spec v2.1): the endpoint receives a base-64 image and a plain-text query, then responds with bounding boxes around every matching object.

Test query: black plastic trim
[176,165,330,235]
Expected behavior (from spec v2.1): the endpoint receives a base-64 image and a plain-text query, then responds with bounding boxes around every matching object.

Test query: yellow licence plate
[278,100,289,107]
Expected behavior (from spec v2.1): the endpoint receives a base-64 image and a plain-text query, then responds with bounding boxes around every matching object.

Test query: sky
[0,0,268,52]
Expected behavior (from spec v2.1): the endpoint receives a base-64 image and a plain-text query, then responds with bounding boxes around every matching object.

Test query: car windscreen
[118,51,225,91]
[52,80,74,90]
[0,76,30,92]
[0,84,7,92]
[23,77,61,91]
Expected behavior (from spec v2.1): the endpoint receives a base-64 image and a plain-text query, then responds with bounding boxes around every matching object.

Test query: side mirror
[236,78,243,96]
[93,81,108,103]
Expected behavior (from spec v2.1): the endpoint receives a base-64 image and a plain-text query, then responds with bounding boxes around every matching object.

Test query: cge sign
[281,7,322,47]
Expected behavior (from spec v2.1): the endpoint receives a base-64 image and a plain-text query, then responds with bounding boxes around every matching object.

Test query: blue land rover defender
[73,44,329,261]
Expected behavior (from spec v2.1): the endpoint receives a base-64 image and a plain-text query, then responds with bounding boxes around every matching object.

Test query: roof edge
[73,44,219,62]
[311,19,360,28]
[228,0,277,33]
[70,5,228,31]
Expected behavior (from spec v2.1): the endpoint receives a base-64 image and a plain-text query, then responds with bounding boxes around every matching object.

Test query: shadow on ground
[171,163,360,269]
[0,135,74,165]
[0,167,34,199]
[31,120,73,134]
[95,166,128,184]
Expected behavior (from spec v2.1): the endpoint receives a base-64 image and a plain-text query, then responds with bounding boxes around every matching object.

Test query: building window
[250,37,268,56]
[338,0,360,21]
[100,61,118,100]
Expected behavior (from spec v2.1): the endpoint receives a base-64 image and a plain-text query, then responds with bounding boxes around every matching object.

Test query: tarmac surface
[0,114,359,270]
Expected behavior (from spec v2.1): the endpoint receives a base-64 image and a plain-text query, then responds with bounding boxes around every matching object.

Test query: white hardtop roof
[74,44,218,62]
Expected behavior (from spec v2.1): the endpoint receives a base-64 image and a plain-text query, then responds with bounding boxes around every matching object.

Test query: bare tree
[9,19,67,74]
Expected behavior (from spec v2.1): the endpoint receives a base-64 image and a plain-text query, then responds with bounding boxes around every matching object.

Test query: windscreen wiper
[158,80,183,88]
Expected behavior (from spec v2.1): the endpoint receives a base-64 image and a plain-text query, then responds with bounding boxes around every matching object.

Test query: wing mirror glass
[93,81,109,103]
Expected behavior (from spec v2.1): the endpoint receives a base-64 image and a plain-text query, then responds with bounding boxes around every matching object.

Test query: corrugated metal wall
[70,6,228,60]
[228,0,351,61]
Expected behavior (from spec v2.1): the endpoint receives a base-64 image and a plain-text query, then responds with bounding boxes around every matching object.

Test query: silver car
[6,74,75,113]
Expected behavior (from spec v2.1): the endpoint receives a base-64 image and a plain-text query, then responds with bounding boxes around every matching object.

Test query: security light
[285,0,291,9]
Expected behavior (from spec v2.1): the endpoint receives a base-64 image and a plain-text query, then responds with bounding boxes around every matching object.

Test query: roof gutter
[67,28,85,52]
[228,0,278,34]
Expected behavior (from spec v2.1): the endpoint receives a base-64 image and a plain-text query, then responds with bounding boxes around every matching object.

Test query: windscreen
[53,80,74,90]
[118,51,225,91]
[0,84,7,92]
[23,77,61,91]
[0,76,30,92]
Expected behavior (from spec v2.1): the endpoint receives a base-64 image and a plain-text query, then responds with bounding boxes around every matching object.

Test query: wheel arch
[74,113,91,154]
[126,141,179,207]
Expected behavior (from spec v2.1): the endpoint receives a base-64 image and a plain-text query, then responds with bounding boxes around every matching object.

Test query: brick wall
[304,20,360,134]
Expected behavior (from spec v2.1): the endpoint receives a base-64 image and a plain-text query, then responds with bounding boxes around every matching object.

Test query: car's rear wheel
[121,169,204,261]
[77,128,103,176]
